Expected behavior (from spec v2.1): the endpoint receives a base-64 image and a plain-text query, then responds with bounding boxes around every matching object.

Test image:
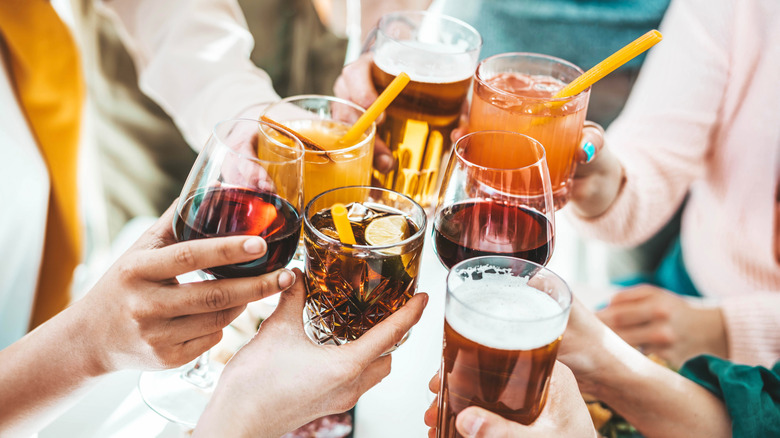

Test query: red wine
[433,200,553,269]
[174,187,301,278]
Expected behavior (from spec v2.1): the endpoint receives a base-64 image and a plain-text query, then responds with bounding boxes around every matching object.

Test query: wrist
[56,301,113,377]
[571,152,625,219]
[587,345,657,406]
[579,332,647,400]
[196,385,258,438]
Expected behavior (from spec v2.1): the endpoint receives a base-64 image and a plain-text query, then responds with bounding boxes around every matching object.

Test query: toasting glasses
[432,130,555,269]
[138,118,304,427]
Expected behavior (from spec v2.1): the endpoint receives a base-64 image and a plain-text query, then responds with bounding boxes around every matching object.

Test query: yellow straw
[554,30,663,99]
[338,72,411,145]
[331,203,357,245]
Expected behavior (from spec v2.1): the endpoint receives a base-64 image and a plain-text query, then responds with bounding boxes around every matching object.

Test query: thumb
[268,268,305,323]
[456,407,520,438]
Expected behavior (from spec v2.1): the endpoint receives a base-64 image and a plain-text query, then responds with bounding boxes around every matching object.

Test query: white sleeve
[99,0,280,150]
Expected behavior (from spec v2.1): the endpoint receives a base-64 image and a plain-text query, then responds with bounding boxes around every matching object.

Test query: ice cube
[347,202,373,222]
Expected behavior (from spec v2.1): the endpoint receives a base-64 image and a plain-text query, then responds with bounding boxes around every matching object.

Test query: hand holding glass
[138,118,304,426]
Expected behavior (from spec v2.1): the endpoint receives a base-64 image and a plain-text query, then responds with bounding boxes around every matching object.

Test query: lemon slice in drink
[365,215,409,246]
[366,215,419,276]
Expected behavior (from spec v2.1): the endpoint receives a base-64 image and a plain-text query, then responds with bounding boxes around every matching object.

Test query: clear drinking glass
[138,118,304,427]
[437,256,572,437]
[433,131,555,270]
[369,11,482,206]
[261,95,375,208]
[303,185,426,348]
[469,53,591,209]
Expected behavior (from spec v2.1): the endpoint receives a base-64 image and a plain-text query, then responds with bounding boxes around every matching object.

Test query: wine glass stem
[182,351,214,389]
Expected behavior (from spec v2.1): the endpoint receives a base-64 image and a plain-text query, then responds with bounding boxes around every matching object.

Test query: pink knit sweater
[568,0,780,366]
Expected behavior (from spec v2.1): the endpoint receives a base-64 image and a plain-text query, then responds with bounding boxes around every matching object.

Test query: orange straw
[330,203,357,245]
[338,72,411,146]
[555,30,663,99]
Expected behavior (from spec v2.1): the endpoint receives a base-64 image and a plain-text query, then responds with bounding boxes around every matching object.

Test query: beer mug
[436,256,572,436]
[369,11,482,207]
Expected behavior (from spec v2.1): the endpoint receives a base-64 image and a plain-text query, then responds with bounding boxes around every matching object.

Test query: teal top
[680,355,780,437]
[441,0,671,69]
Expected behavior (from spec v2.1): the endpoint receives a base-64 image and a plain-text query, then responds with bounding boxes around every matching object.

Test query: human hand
[195,269,428,438]
[220,111,287,193]
[597,285,727,368]
[333,52,394,174]
[569,122,625,218]
[72,203,296,374]
[424,363,596,438]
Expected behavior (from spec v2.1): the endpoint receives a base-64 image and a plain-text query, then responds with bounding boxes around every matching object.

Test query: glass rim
[454,130,547,171]
[211,117,305,165]
[303,185,428,251]
[475,52,590,103]
[446,255,573,323]
[378,10,483,54]
[262,94,376,157]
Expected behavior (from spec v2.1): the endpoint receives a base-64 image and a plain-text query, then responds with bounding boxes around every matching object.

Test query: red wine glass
[433,131,555,269]
[139,118,304,427]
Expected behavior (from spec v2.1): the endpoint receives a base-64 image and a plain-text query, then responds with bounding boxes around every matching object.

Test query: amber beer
[437,257,572,437]
[370,11,481,206]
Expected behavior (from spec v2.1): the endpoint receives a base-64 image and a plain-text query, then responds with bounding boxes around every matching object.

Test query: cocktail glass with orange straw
[468,30,662,209]
[262,73,410,208]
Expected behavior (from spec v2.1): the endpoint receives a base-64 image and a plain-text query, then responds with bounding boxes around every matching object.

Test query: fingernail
[582,141,596,163]
[378,154,395,172]
[243,237,265,254]
[421,293,429,307]
[278,269,295,289]
[461,412,484,437]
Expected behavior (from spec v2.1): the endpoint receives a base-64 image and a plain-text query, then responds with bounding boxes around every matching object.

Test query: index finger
[597,300,655,328]
[131,201,179,250]
[345,293,428,364]
[136,235,267,281]
[610,286,658,304]
[429,371,440,393]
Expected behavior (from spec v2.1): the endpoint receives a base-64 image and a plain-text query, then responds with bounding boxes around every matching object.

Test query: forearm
[99,0,280,150]
[0,302,107,435]
[594,356,731,438]
[360,0,432,41]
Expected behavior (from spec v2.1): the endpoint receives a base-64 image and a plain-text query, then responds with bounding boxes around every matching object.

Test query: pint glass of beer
[303,186,426,347]
[370,11,481,206]
[469,53,590,209]
[437,256,572,436]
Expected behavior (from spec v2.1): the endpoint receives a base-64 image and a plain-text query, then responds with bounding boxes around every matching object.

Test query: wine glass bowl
[172,119,305,277]
[432,131,555,269]
[139,118,304,427]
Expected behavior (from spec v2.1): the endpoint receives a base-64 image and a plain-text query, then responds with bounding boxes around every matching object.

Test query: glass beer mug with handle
[437,256,573,437]
[138,118,304,427]
[369,11,482,207]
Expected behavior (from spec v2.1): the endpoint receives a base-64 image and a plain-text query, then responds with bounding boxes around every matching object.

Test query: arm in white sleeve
[99,0,280,150]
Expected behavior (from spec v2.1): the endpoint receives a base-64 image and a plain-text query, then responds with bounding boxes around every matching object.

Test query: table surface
[41,219,611,438]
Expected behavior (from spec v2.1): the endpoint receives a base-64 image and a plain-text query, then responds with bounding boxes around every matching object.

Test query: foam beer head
[374,41,476,85]
[446,267,569,351]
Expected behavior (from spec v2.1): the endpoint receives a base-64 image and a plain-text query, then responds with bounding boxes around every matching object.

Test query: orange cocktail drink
[469,53,590,209]
[263,95,375,207]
